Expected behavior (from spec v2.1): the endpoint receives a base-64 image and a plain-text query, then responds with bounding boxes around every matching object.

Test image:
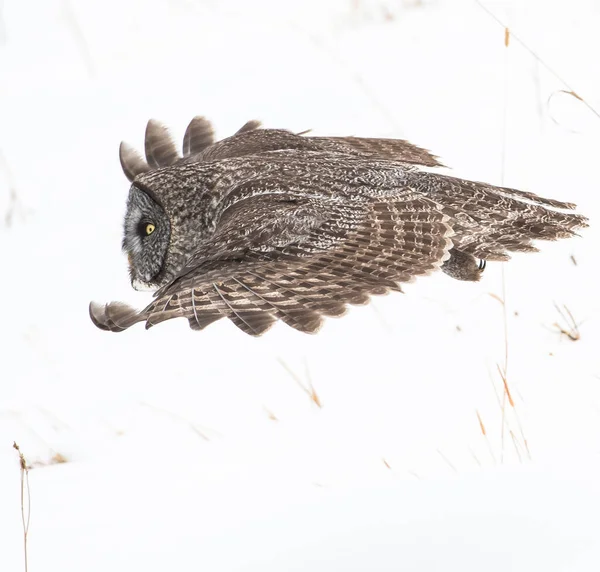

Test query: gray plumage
[90,117,588,336]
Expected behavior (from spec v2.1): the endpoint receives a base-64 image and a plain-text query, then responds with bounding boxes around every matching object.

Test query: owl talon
[478,259,487,272]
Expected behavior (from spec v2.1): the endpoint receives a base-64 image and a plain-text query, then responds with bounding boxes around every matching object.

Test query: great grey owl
[89,117,588,336]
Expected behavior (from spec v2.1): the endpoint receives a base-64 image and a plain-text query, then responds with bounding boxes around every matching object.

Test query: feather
[235,120,262,134]
[405,171,588,262]
[89,301,144,331]
[209,281,276,336]
[144,119,180,168]
[233,274,328,333]
[312,136,444,167]
[183,116,215,156]
[119,142,150,182]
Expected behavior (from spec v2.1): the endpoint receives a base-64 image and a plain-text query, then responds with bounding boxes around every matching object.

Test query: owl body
[91,118,588,336]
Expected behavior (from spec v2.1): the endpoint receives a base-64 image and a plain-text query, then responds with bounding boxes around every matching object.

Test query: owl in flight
[90,117,587,336]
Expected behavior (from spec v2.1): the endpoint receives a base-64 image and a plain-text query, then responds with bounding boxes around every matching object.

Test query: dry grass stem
[140,401,216,440]
[278,357,322,408]
[436,449,457,473]
[476,409,486,436]
[476,409,497,464]
[263,407,278,421]
[509,430,523,462]
[12,442,30,572]
[553,303,581,342]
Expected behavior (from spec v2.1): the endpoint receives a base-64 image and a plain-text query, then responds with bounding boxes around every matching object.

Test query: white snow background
[1,0,600,570]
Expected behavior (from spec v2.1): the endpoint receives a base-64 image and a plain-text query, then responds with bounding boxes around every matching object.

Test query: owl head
[121,183,171,291]
[119,117,234,291]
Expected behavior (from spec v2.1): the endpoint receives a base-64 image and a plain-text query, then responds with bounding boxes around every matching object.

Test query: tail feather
[407,172,588,260]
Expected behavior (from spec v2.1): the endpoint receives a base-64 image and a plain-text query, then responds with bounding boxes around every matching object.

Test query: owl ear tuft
[144,119,181,169]
[235,120,262,134]
[119,142,150,182]
[183,116,215,157]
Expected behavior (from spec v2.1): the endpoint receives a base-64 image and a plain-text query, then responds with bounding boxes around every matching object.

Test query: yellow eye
[145,223,155,236]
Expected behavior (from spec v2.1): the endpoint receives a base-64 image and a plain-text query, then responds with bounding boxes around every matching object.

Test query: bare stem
[12,442,30,572]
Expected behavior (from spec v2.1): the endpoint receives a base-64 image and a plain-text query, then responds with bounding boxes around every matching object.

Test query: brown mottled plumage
[89,117,588,336]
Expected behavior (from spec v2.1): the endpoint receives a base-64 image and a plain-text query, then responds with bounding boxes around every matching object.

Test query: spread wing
[90,180,453,336]
[118,117,442,182]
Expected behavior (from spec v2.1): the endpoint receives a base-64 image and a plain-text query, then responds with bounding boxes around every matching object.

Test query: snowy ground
[1,0,599,570]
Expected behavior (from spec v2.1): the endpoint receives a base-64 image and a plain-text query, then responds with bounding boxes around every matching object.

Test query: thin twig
[13,442,30,572]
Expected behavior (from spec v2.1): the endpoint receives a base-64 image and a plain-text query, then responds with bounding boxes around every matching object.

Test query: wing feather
[91,189,452,336]
[183,116,215,156]
[210,281,276,336]
[310,136,444,167]
[235,120,262,134]
[119,142,150,182]
[144,119,180,168]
